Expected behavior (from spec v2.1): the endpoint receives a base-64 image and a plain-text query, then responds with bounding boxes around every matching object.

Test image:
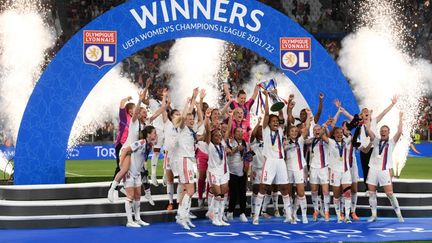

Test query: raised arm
[393,112,403,142]
[223,83,232,102]
[142,78,152,106]
[375,96,398,123]
[262,91,269,129]
[250,84,259,101]
[250,117,262,143]
[365,115,376,141]
[302,109,312,139]
[204,109,212,144]
[196,89,206,127]
[148,89,167,124]
[120,96,132,109]
[334,99,354,121]
[188,88,199,114]
[221,100,232,120]
[321,123,330,143]
[314,92,324,123]
[162,92,170,123]
[286,94,295,125]
[131,90,145,122]
[330,107,343,129]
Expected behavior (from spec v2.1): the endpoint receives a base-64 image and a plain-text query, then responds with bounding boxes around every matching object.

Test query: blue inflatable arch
[15,0,359,184]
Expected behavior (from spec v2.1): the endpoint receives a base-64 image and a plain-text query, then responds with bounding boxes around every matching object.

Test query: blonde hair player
[174,88,204,230]
[365,111,404,222]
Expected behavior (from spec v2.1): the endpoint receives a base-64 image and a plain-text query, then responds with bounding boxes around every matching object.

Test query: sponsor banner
[66,144,164,160]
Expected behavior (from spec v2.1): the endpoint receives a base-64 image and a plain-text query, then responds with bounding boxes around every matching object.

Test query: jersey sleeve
[130,140,145,152]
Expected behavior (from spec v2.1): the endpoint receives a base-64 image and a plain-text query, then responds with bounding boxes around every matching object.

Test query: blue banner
[408,142,432,158]
[66,144,164,160]
[14,0,359,184]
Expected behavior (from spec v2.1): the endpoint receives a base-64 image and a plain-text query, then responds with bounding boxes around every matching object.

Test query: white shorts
[124,173,142,188]
[350,163,359,183]
[367,168,392,187]
[178,157,196,184]
[154,128,164,149]
[208,172,229,186]
[251,168,263,185]
[261,158,288,185]
[310,167,329,185]
[330,170,352,187]
[288,170,305,184]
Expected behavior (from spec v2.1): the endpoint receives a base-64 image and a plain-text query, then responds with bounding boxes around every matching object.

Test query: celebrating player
[365,112,404,222]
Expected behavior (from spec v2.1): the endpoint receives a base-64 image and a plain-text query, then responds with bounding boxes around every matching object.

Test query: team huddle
[106,79,404,229]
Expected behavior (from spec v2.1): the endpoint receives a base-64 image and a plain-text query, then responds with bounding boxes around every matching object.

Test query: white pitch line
[65,172,84,177]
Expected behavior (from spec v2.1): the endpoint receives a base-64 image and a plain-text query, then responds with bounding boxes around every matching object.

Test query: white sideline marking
[65,172,84,177]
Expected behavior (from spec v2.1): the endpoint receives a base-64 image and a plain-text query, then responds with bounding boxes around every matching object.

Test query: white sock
[323,193,330,212]
[219,196,226,221]
[133,200,141,221]
[151,153,158,178]
[183,194,191,218]
[340,196,345,213]
[272,192,279,212]
[299,196,307,217]
[125,199,133,223]
[369,191,377,217]
[334,197,341,218]
[351,192,358,212]
[254,193,264,217]
[282,195,292,220]
[208,192,214,212]
[110,180,118,190]
[262,194,272,212]
[167,183,174,204]
[344,195,352,217]
[145,188,152,197]
[214,196,221,220]
[311,191,319,211]
[387,193,401,216]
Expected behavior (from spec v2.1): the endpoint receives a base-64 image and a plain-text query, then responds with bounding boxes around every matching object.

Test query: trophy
[257,79,286,112]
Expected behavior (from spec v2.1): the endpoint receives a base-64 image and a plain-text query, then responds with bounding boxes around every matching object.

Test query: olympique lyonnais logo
[280,37,311,74]
[83,30,117,68]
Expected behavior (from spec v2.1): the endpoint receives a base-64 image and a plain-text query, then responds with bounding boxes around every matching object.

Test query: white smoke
[244,62,310,128]
[0,4,56,140]
[68,64,139,147]
[337,0,432,176]
[160,37,225,109]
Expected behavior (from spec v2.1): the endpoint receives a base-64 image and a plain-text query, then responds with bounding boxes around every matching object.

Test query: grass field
[1,157,431,183]
[65,157,432,183]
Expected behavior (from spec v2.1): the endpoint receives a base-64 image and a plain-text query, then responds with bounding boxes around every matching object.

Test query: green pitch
[1,157,430,183]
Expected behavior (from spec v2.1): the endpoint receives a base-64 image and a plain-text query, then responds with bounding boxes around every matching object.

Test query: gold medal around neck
[339,157,343,161]
[377,154,382,159]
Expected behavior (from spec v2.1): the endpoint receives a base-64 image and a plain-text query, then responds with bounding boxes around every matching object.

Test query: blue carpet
[1,217,432,242]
